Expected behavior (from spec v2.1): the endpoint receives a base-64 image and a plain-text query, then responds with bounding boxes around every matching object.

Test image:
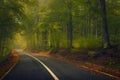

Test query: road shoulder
[0,51,19,79]
[30,51,120,80]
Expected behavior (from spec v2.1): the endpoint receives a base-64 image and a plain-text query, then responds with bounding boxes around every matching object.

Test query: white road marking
[0,62,17,80]
[25,53,59,80]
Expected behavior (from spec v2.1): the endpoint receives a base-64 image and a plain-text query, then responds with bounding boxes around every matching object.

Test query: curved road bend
[2,51,114,80]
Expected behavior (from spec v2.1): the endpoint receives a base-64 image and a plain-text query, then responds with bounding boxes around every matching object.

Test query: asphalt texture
[2,52,114,80]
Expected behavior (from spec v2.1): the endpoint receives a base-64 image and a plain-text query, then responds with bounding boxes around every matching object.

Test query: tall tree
[0,0,24,57]
[100,0,111,48]
[66,0,73,49]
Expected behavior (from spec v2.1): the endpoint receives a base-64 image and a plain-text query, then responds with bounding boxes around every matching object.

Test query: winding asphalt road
[2,51,114,80]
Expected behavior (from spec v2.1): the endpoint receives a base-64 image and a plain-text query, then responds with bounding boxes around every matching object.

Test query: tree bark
[67,0,73,49]
[100,0,111,48]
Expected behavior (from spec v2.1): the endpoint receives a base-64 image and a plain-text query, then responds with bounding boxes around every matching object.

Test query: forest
[0,0,120,64]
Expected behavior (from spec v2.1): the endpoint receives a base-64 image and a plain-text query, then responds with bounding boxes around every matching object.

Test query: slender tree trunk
[100,0,111,48]
[42,31,48,49]
[94,16,98,39]
[67,0,73,49]
[86,0,91,38]
[68,13,73,49]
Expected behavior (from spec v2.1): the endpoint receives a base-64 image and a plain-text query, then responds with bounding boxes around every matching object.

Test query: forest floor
[0,51,19,79]
[29,48,120,80]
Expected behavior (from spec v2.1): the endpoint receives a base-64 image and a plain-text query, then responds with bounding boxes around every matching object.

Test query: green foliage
[22,0,120,52]
[1,0,120,58]
[0,0,24,57]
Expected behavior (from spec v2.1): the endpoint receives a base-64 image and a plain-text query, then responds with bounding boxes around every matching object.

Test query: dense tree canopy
[0,0,24,58]
[0,0,120,59]
[23,0,120,50]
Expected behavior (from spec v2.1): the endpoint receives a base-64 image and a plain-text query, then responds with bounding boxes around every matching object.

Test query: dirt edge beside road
[0,51,19,79]
[50,54,120,80]
[31,51,120,80]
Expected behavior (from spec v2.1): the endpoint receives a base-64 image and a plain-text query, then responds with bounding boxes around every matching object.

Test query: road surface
[2,51,114,80]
